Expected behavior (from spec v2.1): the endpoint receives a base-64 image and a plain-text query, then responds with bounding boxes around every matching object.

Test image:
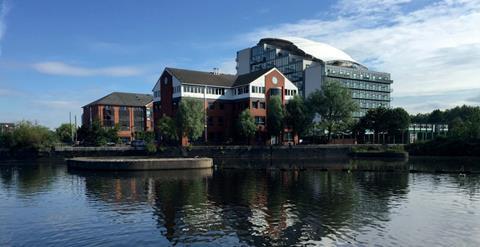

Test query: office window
[103,105,114,128]
[218,116,224,126]
[259,102,266,109]
[119,106,130,131]
[209,102,215,110]
[252,101,258,109]
[133,107,145,132]
[208,117,213,126]
[255,116,265,125]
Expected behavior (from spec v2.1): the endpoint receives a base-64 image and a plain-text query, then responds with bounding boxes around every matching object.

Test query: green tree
[307,81,358,142]
[428,109,444,124]
[176,98,205,143]
[157,116,179,143]
[77,120,119,146]
[55,123,76,144]
[136,131,157,153]
[356,107,410,144]
[237,109,257,144]
[1,121,57,152]
[384,108,410,143]
[267,95,285,143]
[285,95,313,138]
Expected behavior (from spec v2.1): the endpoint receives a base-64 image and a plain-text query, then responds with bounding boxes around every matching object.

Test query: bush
[406,136,480,156]
[77,120,119,146]
[145,142,157,154]
[0,121,57,153]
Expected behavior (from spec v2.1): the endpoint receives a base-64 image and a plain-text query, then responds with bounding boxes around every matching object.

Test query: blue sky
[1,0,480,128]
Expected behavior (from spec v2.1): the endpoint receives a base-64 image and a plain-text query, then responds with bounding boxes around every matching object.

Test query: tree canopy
[77,120,119,146]
[267,95,285,140]
[176,98,205,142]
[410,105,480,140]
[0,121,56,152]
[237,109,257,144]
[285,95,313,137]
[156,116,179,143]
[56,123,76,144]
[307,81,358,141]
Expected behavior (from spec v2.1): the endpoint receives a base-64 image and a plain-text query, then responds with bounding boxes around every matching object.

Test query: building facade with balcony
[82,92,154,142]
[152,67,298,145]
[236,37,393,117]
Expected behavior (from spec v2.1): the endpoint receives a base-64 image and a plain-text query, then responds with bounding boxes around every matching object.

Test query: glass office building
[236,37,393,117]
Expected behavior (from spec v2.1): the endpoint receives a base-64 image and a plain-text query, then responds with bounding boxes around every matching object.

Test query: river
[1,158,479,246]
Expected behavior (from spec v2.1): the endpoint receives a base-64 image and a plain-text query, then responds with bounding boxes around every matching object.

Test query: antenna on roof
[212,67,220,75]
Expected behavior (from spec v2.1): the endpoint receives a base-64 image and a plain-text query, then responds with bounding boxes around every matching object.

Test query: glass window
[119,106,130,131]
[209,102,215,110]
[133,107,145,132]
[255,116,265,125]
[103,105,115,128]
[218,116,224,126]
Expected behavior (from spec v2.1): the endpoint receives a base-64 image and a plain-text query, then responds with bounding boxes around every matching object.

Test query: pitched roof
[165,67,274,87]
[84,92,153,107]
[232,68,272,87]
[166,67,236,87]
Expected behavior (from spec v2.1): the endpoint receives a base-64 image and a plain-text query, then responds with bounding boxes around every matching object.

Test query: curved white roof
[280,37,358,64]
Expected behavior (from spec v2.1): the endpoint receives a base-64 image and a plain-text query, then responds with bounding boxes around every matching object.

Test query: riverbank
[1,144,408,162]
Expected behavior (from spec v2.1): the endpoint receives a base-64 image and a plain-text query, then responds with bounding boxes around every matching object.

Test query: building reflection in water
[73,166,413,245]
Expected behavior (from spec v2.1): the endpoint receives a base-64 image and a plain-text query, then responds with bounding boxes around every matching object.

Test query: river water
[1,159,480,246]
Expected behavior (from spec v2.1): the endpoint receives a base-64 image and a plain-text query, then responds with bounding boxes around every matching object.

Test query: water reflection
[1,159,480,246]
[70,168,412,245]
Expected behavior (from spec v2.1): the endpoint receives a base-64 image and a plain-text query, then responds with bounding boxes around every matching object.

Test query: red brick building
[152,67,299,145]
[82,92,154,142]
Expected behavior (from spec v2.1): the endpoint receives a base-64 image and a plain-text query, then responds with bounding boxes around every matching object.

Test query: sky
[0,0,479,128]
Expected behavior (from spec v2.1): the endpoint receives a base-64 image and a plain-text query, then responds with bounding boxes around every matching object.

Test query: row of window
[236,86,249,95]
[326,67,390,81]
[355,99,390,109]
[155,85,297,97]
[207,116,224,126]
[173,86,181,94]
[255,116,265,125]
[208,102,225,110]
[252,101,266,109]
[285,89,297,96]
[252,86,266,94]
[102,105,145,131]
[351,90,390,101]
[337,79,391,92]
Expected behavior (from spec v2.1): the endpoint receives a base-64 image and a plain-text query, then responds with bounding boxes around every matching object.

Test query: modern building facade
[152,67,299,145]
[236,37,393,117]
[82,92,154,142]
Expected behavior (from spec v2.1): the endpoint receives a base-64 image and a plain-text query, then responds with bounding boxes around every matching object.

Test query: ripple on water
[1,164,480,246]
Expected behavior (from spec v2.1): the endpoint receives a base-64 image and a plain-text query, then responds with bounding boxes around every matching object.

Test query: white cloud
[0,0,11,56]
[32,61,144,77]
[237,0,480,111]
